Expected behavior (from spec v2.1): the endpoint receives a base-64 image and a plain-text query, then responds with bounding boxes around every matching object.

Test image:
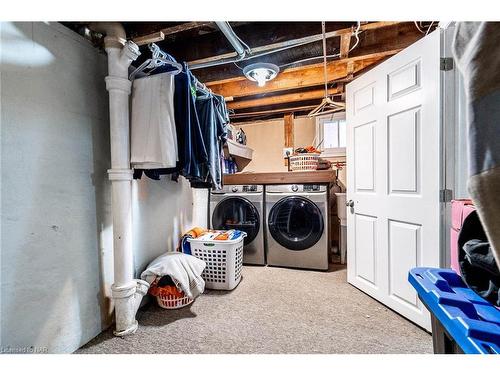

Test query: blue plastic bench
[408,267,500,354]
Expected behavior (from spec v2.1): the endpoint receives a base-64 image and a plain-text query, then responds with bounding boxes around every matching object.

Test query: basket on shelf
[188,232,246,291]
[289,153,320,171]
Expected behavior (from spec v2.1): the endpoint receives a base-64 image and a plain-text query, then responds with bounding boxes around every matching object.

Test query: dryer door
[268,196,324,251]
[212,197,260,245]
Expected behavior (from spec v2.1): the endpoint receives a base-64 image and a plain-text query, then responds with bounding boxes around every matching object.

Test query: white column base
[111,279,149,337]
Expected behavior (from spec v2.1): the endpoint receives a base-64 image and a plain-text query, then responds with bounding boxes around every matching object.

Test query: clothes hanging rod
[146,43,211,93]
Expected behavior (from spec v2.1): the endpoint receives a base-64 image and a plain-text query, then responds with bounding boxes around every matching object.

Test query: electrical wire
[414,21,425,34]
[233,61,244,70]
[278,21,361,69]
[233,29,252,53]
[425,21,435,35]
[349,22,361,52]
[279,53,340,69]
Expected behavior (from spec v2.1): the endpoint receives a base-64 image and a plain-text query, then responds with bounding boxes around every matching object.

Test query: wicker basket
[289,153,320,171]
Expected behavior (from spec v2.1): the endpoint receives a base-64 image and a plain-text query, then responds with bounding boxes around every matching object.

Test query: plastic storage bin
[409,267,500,354]
[189,233,246,290]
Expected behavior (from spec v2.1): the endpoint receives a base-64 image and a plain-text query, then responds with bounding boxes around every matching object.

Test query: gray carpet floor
[77,265,432,354]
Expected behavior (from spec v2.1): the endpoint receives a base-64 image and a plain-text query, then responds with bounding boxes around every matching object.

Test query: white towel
[141,252,206,299]
[131,73,178,169]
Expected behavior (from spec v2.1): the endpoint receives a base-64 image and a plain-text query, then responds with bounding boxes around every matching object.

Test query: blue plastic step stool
[409,267,500,354]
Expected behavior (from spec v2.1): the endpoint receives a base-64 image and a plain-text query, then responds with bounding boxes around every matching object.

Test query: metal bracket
[440,57,454,71]
[440,189,453,202]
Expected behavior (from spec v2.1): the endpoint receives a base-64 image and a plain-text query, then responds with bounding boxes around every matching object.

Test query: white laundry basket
[188,233,246,290]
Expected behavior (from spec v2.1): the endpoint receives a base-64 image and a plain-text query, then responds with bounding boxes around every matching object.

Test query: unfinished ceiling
[64,21,436,122]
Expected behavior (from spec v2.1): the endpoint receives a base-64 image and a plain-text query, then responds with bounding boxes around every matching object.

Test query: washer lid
[212,196,260,245]
[268,196,324,251]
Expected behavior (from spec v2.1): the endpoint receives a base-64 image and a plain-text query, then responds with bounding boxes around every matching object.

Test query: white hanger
[129,43,183,80]
[308,22,345,118]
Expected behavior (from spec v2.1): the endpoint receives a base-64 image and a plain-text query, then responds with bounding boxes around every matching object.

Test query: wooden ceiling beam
[133,22,213,46]
[340,34,351,59]
[209,50,400,98]
[188,21,401,66]
[227,87,342,110]
[230,105,318,119]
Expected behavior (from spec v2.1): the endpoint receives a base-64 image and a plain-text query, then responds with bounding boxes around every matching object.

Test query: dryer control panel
[266,184,327,193]
[212,184,263,194]
[304,184,322,192]
[242,185,259,192]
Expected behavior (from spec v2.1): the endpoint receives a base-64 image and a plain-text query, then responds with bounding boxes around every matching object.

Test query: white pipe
[89,22,146,336]
[215,21,246,58]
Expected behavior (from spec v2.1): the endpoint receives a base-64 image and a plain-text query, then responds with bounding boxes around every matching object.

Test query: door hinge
[440,189,453,202]
[440,57,454,71]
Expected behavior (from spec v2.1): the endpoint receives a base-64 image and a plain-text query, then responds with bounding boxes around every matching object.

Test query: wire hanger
[129,43,183,80]
[308,22,345,118]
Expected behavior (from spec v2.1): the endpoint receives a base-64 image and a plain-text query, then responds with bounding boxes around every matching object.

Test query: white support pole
[89,23,149,337]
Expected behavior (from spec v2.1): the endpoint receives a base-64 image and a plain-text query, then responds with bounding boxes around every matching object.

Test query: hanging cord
[321,21,328,98]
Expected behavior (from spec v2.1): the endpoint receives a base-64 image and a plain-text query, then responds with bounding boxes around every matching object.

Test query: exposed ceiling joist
[133,22,213,46]
[340,34,351,59]
[227,87,342,110]
[208,49,400,98]
[230,105,318,119]
[187,21,401,67]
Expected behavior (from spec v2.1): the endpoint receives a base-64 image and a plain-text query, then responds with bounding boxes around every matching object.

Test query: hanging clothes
[131,50,230,189]
[175,64,209,181]
[134,63,209,183]
[195,91,228,189]
[131,72,178,169]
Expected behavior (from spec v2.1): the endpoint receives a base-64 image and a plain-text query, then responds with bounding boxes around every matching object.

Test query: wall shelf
[224,139,253,171]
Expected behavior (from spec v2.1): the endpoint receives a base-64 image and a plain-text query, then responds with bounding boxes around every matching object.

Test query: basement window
[315,112,346,157]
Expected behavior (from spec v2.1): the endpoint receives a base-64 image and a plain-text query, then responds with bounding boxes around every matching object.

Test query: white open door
[346,30,442,331]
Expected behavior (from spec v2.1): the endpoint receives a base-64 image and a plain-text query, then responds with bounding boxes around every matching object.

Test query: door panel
[354,83,376,113]
[347,30,442,330]
[354,121,376,192]
[388,107,420,194]
[387,59,421,100]
[354,213,377,287]
[388,219,421,308]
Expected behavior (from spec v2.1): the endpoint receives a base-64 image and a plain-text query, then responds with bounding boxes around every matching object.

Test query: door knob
[346,200,354,208]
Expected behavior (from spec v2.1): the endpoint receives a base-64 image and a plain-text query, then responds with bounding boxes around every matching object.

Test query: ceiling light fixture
[243,63,280,87]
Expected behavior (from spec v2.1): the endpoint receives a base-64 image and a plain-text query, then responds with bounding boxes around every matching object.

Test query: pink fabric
[450,199,475,274]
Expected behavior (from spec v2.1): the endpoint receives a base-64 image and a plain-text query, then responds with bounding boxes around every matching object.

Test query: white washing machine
[266,184,329,270]
[210,184,265,265]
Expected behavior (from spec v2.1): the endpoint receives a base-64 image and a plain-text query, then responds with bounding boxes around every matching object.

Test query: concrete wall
[0,22,206,354]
